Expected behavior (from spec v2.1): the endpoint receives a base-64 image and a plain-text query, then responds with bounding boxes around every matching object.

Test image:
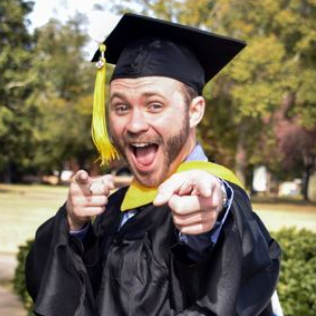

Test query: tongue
[135,145,157,166]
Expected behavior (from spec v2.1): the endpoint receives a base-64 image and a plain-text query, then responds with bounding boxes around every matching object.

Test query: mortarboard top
[92,13,246,93]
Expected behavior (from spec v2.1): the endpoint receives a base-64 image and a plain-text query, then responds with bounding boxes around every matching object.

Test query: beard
[111,113,190,187]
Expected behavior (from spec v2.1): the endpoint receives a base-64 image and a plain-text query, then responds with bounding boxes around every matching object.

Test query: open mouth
[130,142,159,167]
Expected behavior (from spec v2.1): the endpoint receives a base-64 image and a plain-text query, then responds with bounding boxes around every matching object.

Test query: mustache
[122,134,163,145]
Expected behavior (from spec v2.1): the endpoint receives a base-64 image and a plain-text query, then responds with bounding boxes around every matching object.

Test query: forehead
[110,76,184,97]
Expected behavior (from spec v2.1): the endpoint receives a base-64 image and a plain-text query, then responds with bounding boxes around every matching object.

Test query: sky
[27,0,122,58]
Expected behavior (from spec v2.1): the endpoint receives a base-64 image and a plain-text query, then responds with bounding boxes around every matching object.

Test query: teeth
[132,143,151,148]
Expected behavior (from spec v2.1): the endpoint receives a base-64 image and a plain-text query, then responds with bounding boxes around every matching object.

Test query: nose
[126,109,150,134]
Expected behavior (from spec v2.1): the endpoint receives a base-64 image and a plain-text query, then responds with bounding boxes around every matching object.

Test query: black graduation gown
[25,183,281,316]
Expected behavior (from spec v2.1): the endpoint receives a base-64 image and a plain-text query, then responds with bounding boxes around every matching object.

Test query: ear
[189,96,205,128]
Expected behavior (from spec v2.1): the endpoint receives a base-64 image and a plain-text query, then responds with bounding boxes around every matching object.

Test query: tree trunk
[302,155,315,201]
[302,170,310,201]
[234,125,247,187]
[3,163,13,183]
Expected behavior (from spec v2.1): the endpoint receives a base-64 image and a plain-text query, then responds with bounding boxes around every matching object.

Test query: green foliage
[30,15,98,174]
[13,240,35,316]
[109,0,316,187]
[0,0,39,182]
[14,228,316,316]
[273,228,316,316]
[0,3,100,181]
[1,0,316,186]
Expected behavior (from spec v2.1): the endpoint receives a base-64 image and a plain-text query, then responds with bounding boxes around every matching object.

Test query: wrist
[67,216,86,231]
[66,200,85,231]
[218,180,228,214]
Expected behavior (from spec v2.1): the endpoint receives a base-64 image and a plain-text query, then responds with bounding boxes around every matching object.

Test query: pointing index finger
[74,170,91,185]
[153,173,192,206]
[153,171,216,206]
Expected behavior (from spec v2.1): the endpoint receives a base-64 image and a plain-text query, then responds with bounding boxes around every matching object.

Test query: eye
[113,104,130,115]
[148,102,163,112]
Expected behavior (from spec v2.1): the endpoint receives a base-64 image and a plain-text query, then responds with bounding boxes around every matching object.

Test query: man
[26,13,281,316]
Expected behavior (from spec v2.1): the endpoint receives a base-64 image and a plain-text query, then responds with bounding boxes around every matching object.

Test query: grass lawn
[0,184,315,254]
[252,196,316,233]
[0,184,68,254]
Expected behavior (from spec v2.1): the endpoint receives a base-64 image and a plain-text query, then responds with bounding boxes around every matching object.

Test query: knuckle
[169,197,185,214]
[204,210,216,224]
[73,207,85,218]
[195,227,204,235]
[101,196,108,205]
[203,196,218,211]
[206,222,213,232]
[82,201,90,208]
[71,198,82,208]
[213,191,221,206]
[172,215,183,226]
[196,213,203,223]
[93,207,104,215]
[76,196,88,206]
[70,185,83,198]
[171,204,184,215]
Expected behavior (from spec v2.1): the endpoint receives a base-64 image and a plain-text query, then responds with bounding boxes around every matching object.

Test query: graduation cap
[91,13,246,164]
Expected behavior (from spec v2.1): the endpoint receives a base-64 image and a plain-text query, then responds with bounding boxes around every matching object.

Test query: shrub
[13,239,35,316]
[14,228,316,316]
[273,228,316,316]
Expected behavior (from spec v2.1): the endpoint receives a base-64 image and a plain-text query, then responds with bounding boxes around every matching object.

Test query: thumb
[153,190,174,206]
[194,181,213,198]
[153,173,190,206]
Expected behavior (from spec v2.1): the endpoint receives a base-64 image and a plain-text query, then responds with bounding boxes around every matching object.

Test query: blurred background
[0,0,315,315]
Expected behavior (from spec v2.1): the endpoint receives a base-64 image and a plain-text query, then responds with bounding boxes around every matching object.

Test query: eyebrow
[142,91,167,100]
[110,91,167,102]
[110,92,127,103]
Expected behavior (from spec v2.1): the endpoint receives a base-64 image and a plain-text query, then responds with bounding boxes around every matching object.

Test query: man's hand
[153,170,225,235]
[66,170,114,231]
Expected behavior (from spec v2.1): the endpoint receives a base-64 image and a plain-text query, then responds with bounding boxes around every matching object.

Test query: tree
[268,97,316,200]
[0,0,39,182]
[0,3,102,182]
[31,14,98,176]
[107,0,316,190]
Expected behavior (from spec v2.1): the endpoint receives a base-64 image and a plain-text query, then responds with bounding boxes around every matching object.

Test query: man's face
[109,77,196,187]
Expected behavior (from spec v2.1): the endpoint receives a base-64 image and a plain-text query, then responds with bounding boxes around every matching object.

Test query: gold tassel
[91,44,120,165]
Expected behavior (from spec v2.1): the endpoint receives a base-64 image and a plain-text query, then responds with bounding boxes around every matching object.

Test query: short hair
[181,83,199,107]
